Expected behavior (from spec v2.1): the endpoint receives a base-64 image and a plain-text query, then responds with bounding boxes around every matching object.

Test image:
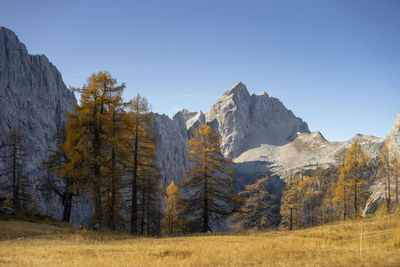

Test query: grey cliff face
[0,27,78,219]
[206,82,310,158]
[153,113,189,187]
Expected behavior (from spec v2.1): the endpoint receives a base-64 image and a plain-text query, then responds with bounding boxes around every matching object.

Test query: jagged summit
[258,91,269,97]
[206,82,310,157]
[222,81,251,99]
[0,26,28,55]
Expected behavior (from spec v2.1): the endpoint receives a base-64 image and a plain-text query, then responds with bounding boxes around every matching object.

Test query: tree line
[0,71,236,235]
[279,141,400,230]
[1,71,399,234]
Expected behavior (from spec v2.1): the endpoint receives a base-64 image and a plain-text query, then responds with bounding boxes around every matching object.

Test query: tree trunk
[354,171,358,218]
[109,147,116,230]
[130,117,139,235]
[93,183,102,226]
[146,193,150,235]
[203,169,209,233]
[141,191,145,235]
[387,174,391,211]
[62,179,73,222]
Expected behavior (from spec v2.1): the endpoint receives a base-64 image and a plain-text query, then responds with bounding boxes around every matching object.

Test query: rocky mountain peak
[258,91,269,97]
[223,81,248,95]
[0,26,27,52]
[206,82,310,158]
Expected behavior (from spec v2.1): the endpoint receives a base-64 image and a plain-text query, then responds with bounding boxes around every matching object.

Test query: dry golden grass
[0,214,400,266]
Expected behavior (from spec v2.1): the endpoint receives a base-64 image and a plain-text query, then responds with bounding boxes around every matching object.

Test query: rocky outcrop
[0,27,78,219]
[206,82,310,158]
[387,110,400,150]
[153,113,189,187]
[234,132,384,180]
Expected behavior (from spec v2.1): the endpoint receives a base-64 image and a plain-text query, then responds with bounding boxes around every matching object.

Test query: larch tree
[301,176,318,227]
[229,177,277,231]
[334,142,371,219]
[181,123,235,233]
[0,127,27,210]
[377,144,392,211]
[102,77,128,230]
[45,125,75,222]
[280,175,303,230]
[127,94,161,235]
[333,165,351,220]
[320,167,340,223]
[65,71,126,228]
[161,180,187,236]
[302,168,333,226]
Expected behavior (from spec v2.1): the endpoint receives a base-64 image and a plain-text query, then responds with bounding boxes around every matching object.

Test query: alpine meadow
[1,1,400,266]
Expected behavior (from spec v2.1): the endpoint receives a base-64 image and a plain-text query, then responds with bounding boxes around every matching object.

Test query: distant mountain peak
[206,82,310,157]
[258,91,269,97]
[223,81,250,98]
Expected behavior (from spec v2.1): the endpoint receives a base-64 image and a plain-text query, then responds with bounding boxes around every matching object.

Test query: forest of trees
[1,71,400,235]
[279,141,400,230]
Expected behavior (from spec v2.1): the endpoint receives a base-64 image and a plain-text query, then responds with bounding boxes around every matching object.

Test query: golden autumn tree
[102,78,129,230]
[333,142,371,219]
[301,167,334,226]
[65,71,126,228]
[127,94,162,235]
[161,181,187,236]
[320,167,340,223]
[280,175,304,230]
[229,177,277,231]
[181,123,235,233]
[333,165,350,220]
[301,176,318,227]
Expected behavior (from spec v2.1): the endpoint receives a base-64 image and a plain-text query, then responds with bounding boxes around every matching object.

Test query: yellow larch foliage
[162,181,187,236]
[333,142,371,219]
[181,123,235,233]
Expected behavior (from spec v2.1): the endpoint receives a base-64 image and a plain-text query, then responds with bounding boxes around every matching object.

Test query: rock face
[387,111,400,150]
[0,27,78,219]
[153,113,189,187]
[206,82,310,158]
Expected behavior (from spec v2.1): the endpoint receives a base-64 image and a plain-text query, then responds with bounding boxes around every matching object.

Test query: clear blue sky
[2,0,400,141]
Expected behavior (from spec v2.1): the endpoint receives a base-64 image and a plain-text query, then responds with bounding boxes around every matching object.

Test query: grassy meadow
[0,213,400,266]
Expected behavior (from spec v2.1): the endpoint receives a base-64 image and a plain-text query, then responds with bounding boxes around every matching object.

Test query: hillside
[1,213,399,266]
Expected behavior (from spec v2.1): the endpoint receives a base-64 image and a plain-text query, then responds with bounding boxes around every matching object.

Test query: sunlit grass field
[0,213,400,266]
